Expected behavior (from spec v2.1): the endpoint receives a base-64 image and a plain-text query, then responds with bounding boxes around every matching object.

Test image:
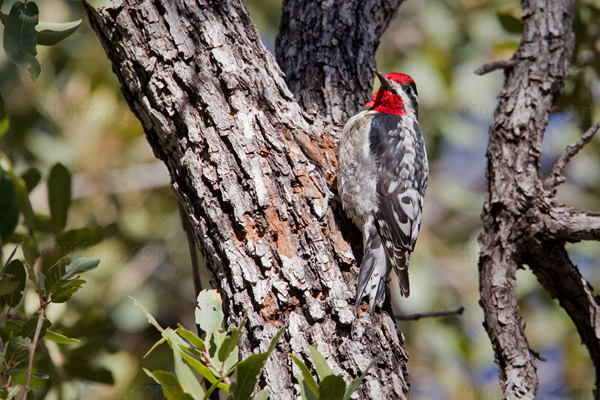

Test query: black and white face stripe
[389,81,419,118]
[403,83,419,117]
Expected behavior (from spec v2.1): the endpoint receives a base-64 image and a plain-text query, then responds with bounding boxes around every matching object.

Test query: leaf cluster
[0,237,102,398]
[1,139,110,397]
[138,290,379,400]
[0,0,81,81]
[291,347,380,400]
[135,289,283,400]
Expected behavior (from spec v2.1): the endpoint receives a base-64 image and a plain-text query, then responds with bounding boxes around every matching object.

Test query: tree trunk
[478,0,600,398]
[84,0,410,398]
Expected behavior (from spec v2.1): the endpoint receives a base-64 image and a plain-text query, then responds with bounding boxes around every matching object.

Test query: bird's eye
[405,82,418,96]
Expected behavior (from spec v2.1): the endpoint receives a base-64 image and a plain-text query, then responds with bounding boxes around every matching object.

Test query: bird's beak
[375,70,395,93]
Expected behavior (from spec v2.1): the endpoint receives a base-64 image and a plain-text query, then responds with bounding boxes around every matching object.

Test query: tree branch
[545,206,600,242]
[545,119,600,189]
[23,306,45,400]
[524,244,600,393]
[474,59,517,76]
[478,0,576,397]
[394,306,464,321]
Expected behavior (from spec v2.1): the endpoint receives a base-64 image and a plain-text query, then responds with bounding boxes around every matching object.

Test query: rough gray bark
[84,0,409,398]
[477,0,600,398]
[276,0,403,134]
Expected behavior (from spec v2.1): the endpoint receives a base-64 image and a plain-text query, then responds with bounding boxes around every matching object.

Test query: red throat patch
[364,90,406,115]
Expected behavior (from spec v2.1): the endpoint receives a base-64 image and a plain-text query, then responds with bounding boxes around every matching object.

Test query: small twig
[529,347,547,362]
[475,59,517,75]
[545,119,600,189]
[179,205,203,299]
[202,349,231,385]
[23,306,46,400]
[394,305,465,321]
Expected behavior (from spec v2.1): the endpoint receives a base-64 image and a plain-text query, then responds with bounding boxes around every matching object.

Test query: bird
[337,71,428,314]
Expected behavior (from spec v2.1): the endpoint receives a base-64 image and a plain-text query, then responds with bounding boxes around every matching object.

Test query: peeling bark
[84,0,410,398]
[478,0,600,398]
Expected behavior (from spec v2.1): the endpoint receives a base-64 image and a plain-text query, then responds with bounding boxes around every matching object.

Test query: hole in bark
[232,221,246,242]
[310,287,329,301]
[259,147,270,158]
[260,293,281,326]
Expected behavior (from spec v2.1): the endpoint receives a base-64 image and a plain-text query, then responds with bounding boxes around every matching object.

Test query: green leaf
[2,259,26,307]
[309,346,333,381]
[172,343,204,400]
[0,118,8,140]
[33,214,54,234]
[343,355,381,400]
[10,172,34,231]
[20,315,51,340]
[48,163,72,233]
[21,168,41,193]
[497,12,524,34]
[5,336,30,367]
[218,314,247,362]
[57,228,103,252]
[297,374,319,400]
[195,289,224,343]
[50,278,85,303]
[227,353,269,400]
[291,354,319,397]
[176,324,205,351]
[0,274,19,296]
[202,374,227,400]
[131,296,164,332]
[21,235,39,268]
[209,330,237,373]
[226,327,284,400]
[144,337,166,358]
[64,360,113,383]
[143,369,195,400]
[43,330,80,344]
[63,257,100,279]
[44,255,71,294]
[319,375,346,400]
[5,387,20,400]
[3,1,40,80]
[36,19,81,46]
[179,348,228,392]
[0,169,19,242]
[253,390,269,400]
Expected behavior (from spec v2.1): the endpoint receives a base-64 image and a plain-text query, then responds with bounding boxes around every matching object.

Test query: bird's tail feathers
[387,247,411,297]
[355,230,389,314]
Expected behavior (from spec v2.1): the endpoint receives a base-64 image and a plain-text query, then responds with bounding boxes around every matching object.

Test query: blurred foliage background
[0,0,599,398]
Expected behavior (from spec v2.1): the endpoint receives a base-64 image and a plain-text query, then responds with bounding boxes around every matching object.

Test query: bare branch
[525,244,600,390]
[545,206,600,242]
[545,120,600,189]
[394,305,464,321]
[478,0,576,396]
[474,59,517,75]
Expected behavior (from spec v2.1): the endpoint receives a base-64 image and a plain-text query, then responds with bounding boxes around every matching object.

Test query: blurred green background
[1,0,599,398]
